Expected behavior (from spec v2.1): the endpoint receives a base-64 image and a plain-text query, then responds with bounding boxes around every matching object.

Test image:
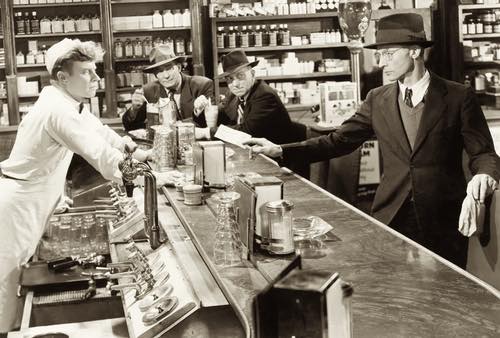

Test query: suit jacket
[282,72,500,236]
[122,73,214,131]
[216,80,298,144]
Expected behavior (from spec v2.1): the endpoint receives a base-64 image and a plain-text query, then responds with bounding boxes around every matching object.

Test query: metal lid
[265,199,294,213]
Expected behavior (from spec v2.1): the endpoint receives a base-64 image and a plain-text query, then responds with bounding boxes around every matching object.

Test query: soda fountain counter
[10,143,500,338]
[157,144,500,338]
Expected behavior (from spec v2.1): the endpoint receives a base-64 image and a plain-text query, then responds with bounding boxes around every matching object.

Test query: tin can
[265,200,295,255]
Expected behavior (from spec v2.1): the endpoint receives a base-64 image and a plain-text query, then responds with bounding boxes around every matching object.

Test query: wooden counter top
[161,145,500,338]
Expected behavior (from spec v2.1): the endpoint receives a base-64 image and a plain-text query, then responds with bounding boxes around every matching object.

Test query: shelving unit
[211,10,352,105]
[13,2,100,8]
[457,3,500,113]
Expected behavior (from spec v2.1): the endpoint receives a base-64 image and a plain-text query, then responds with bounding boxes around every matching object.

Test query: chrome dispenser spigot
[118,147,163,250]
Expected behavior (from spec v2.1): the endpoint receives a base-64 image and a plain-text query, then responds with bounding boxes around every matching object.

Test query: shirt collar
[398,70,430,107]
[51,84,84,113]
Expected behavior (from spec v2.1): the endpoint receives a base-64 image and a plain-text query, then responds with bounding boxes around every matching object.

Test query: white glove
[193,95,210,117]
[458,194,486,237]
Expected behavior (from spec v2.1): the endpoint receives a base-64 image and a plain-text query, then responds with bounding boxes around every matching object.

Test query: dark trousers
[390,197,468,269]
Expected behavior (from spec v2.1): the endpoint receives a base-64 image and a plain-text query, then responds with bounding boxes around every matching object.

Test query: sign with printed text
[359,140,380,185]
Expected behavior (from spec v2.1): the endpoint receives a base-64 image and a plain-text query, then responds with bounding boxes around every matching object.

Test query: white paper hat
[45,38,80,74]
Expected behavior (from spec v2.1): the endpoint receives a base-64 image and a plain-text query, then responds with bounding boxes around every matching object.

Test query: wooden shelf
[0,125,19,133]
[115,55,191,63]
[17,64,47,69]
[285,103,313,111]
[218,43,349,53]
[463,33,500,39]
[13,2,100,8]
[113,27,190,33]
[219,71,350,82]
[215,12,338,23]
[16,31,101,38]
[465,61,500,67]
[459,4,500,10]
[111,0,176,3]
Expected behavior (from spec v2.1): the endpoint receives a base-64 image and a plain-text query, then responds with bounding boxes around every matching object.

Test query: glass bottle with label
[114,39,123,58]
[182,9,191,27]
[52,16,63,33]
[152,10,162,28]
[282,24,290,45]
[26,50,36,64]
[254,25,263,47]
[174,9,183,27]
[77,15,90,32]
[240,25,249,48]
[143,38,152,57]
[40,16,51,34]
[124,38,134,58]
[262,24,270,46]
[24,12,32,35]
[228,26,236,48]
[268,24,277,47]
[467,16,476,35]
[165,36,174,51]
[133,38,143,58]
[235,26,241,47]
[91,14,100,31]
[175,36,185,55]
[217,27,225,48]
[163,9,174,27]
[16,12,25,35]
[31,11,40,34]
[16,51,25,65]
[248,25,255,47]
[187,38,192,54]
[63,16,75,33]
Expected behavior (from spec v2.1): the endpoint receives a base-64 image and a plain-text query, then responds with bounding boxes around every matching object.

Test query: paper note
[214,124,252,148]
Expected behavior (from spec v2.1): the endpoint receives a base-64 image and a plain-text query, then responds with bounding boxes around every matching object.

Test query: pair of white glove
[458,174,498,237]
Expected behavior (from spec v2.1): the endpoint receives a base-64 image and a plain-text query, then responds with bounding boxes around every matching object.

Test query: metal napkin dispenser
[193,141,226,188]
[254,256,353,338]
[234,175,283,256]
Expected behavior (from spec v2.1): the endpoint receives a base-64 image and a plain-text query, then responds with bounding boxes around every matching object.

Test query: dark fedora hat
[143,44,186,73]
[364,13,433,49]
[217,49,259,78]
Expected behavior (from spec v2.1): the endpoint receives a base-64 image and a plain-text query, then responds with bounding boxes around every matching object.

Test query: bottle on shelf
[217,27,225,49]
[235,26,241,47]
[143,37,152,57]
[174,9,183,27]
[31,11,40,34]
[24,12,32,35]
[277,24,284,45]
[153,10,163,28]
[254,25,262,47]
[91,14,100,31]
[282,24,290,46]
[77,15,90,32]
[163,9,174,28]
[240,25,249,48]
[228,26,236,49]
[124,38,134,58]
[114,39,124,58]
[63,16,76,33]
[262,24,270,46]
[26,50,35,64]
[269,24,277,47]
[165,36,175,52]
[248,25,255,47]
[182,9,191,27]
[224,27,230,48]
[175,36,186,55]
[187,38,192,54]
[40,16,51,34]
[36,47,45,64]
[52,16,64,34]
[16,12,25,35]
[133,38,143,58]
[16,51,25,65]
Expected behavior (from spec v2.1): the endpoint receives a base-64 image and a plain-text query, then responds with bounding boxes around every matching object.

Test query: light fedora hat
[364,13,434,49]
[216,49,259,78]
[143,44,186,73]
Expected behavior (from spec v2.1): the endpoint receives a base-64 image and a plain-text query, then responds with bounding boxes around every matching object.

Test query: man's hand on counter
[243,138,283,158]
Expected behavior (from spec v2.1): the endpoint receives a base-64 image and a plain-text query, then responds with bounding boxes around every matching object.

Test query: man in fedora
[244,13,500,268]
[198,49,299,145]
[122,45,214,131]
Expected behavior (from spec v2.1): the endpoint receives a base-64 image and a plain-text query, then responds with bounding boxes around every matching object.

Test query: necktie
[78,102,84,114]
[168,91,182,121]
[404,88,413,108]
[237,97,245,124]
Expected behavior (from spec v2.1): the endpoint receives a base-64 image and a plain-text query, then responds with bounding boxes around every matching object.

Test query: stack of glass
[152,125,177,171]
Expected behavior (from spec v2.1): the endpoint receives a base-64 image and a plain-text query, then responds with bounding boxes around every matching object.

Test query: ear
[409,47,423,59]
[56,70,69,84]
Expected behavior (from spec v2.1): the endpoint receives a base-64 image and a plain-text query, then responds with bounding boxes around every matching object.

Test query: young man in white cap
[122,45,214,131]
[0,38,168,332]
[245,13,500,268]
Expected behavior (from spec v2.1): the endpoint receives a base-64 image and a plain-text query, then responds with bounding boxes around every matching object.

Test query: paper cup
[205,105,218,128]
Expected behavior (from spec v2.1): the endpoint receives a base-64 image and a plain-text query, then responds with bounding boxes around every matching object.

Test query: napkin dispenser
[193,141,226,188]
[254,256,353,338]
[234,175,283,256]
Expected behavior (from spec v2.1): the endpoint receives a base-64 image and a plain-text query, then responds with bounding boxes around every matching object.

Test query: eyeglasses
[374,48,403,64]
[225,69,251,85]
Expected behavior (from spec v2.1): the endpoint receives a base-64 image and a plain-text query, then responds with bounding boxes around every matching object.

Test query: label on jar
[268,220,294,254]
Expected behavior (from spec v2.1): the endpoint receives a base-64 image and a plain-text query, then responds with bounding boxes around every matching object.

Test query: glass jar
[124,38,134,58]
[40,16,51,34]
[265,200,294,255]
[485,22,493,34]
[467,16,476,35]
[114,39,123,58]
[133,38,143,58]
[151,125,177,171]
[494,21,500,33]
[143,37,152,57]
[476,17,484,34]
[63,16,76,33]
[51,16,63,33]
[175,36,185,55]
[213,192,242,267]
[91,14,100,31]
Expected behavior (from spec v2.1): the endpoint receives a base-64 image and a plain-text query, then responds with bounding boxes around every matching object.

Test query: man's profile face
[156,63,181,90]
[226,67,255,98]
[375,46,415,82]
[64,61,99,100]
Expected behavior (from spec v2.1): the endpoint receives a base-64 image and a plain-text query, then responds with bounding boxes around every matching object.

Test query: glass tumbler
[213,192,242,267]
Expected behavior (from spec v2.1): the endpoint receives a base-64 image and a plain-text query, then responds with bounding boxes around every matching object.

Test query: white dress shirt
[398,70,431,107]
[1,85,124,182]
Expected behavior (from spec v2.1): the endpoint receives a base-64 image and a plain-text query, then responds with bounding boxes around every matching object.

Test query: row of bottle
[16,46,47,65]
[215,0,337,18]
[15,12,100,35]
[114,37,191,59]
[217,24,291,49]
[13,0,97,4]
[151,9,191,29]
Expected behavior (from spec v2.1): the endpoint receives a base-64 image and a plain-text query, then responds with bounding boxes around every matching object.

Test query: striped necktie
[404,88,413,108]
[168,91,182,121]
[237,97,245,124]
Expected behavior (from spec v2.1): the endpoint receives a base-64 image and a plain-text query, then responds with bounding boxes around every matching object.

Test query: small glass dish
[294,235,328,259]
